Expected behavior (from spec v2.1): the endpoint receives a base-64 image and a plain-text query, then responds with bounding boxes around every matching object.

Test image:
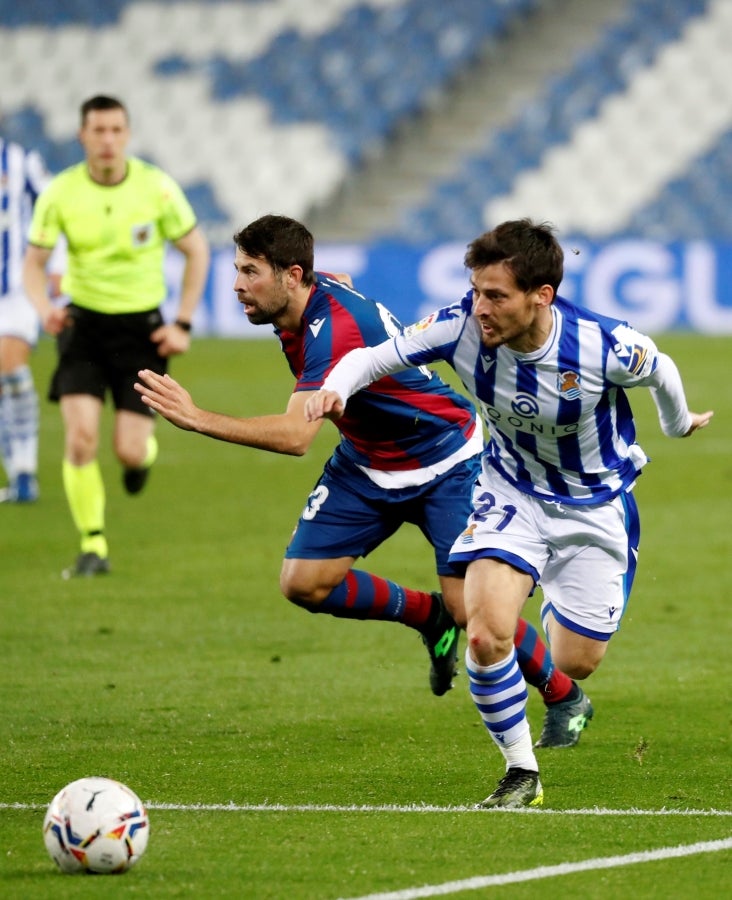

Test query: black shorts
[49,305,167,415]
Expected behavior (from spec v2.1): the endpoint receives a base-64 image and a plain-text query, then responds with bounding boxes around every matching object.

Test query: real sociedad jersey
[325,292,667,504]
[276,274,478,472]
[1,138,49,296]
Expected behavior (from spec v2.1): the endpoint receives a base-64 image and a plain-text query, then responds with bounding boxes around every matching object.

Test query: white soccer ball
[42,776,149,874]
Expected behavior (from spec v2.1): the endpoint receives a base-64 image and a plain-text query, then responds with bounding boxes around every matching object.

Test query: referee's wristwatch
[174,319,192,332]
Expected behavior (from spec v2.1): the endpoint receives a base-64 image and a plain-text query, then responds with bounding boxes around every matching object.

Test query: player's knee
[114,438,147,469]
[65,428,98,465]
[562,658,601,680]
[279,573,325,610]
[465,625,512,667]
[551,647,604,680]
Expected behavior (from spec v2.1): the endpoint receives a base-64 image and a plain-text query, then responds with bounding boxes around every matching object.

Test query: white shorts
[0,292,40,345]
[449,473,640,640]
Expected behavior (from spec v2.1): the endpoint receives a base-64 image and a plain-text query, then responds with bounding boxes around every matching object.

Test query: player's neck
[274,286,312,333]
[87,159,128,187]
[509,306,554,354]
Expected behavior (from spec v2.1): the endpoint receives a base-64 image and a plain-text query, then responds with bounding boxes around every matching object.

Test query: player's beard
[241,278,290,326]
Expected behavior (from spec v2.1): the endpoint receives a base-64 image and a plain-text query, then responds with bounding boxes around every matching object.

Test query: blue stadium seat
[2,0,730,242]
[389,0,717,241]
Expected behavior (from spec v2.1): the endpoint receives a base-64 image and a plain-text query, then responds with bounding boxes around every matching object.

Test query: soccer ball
[42,776,149,874]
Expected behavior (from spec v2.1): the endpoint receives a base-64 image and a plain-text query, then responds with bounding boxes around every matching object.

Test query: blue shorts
[285,452,480,576]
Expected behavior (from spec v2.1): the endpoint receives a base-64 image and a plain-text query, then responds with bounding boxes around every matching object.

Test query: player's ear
[535,284,554,307]
[287,265,304,286]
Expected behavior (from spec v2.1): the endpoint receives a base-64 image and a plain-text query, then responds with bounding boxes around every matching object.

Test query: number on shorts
[472,490,517,532]
[302,485,329,521]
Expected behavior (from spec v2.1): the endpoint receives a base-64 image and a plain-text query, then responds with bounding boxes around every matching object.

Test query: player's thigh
[0,334,33,372]
[464,557,532,638]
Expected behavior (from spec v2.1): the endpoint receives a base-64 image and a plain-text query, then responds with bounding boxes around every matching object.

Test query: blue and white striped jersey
[1,137,49,296]
[324,292,693,506]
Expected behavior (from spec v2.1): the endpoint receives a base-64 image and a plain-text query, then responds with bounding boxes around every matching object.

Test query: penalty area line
[338,836,732,900]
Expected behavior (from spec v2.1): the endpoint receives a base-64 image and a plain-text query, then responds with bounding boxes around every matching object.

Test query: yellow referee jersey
[28,157,197,313]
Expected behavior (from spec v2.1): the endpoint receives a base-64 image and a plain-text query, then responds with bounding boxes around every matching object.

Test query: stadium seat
[2,0,731,242]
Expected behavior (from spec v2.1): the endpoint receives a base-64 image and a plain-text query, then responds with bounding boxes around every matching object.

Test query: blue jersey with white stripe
[392,293,660,504]
[1,138,49,296]
[277,274,478,471]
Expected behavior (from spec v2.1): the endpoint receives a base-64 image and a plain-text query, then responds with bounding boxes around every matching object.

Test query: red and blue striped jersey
[276,274,478,471]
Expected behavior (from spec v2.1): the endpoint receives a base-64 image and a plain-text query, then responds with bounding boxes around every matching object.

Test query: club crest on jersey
[459,523,477,544]
[131,223,153,246]
[557,370,582,400]
[403,312,437,338]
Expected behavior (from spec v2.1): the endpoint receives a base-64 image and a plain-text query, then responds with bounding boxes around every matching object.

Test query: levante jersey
[28,157,197,313]
[326,293,667,504]
[1,138,49,296]
[276,274,478,472]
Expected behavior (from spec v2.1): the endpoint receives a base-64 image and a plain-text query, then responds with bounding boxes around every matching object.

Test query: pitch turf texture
[1,334,730,899]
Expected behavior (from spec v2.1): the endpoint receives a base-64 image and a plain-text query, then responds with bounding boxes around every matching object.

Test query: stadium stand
[1,0,731,242]
[394,0,732,241]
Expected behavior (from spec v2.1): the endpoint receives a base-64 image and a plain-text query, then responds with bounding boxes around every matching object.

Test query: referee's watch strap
[174,319,192,332]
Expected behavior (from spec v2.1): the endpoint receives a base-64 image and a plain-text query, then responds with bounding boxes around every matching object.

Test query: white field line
[2,801,731,816]
[338,837,732,900]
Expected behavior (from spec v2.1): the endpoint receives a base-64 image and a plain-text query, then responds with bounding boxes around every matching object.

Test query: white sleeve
[642,353,693,437]
[322,339,408,403]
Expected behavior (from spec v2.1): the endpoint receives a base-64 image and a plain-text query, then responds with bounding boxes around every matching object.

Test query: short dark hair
[80,95,128,126]
[464,219,564,293]
[233,215,315,286]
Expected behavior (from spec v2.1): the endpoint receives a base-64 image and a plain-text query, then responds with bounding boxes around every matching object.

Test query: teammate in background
[135,215,592,746]
[0,133,50,503]
[305,218,713,807]
[22,95,209,577]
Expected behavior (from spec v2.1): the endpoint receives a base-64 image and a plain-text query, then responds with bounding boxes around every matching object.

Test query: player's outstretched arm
[304,390,345,422]
[135,370,323,455]
[135,370,200,431]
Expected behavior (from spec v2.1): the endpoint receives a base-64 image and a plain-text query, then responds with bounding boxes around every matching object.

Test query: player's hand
[42,305,72,336]
[134,370,199,431]
[684,410,714,436]
[304,390,345,422]
[150,323,191,358]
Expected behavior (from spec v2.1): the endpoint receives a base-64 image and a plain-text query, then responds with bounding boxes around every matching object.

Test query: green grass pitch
[1,333,730,898]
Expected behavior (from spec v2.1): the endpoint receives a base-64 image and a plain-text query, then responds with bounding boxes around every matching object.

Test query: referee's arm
[23,243,69,335]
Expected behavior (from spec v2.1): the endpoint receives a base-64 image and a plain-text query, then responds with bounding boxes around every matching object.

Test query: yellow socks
[62,459,108,558]
[142,434,158,469]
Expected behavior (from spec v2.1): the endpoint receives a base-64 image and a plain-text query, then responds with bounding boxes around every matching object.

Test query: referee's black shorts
[49,304,168,416]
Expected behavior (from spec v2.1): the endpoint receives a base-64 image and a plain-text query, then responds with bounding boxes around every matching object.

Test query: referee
[23,95,209,577]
